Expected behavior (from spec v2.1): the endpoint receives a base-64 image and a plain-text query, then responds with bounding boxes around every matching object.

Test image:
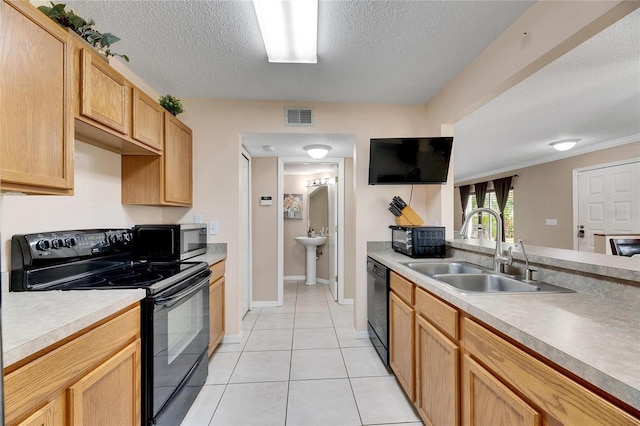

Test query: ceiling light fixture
[550,138,580,151]
[304,144,331,159]
[252,0,318,63]
[262,145,275,152]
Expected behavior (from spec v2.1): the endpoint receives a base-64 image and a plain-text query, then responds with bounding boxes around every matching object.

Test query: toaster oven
[390,225,446,258]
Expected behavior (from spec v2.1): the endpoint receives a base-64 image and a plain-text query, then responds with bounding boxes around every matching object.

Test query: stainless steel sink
[432,273,574,294]
[433,273,538,293]
[401,261,484,276]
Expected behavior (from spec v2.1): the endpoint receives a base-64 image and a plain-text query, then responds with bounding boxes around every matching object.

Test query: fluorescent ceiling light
[253,0,318,63]
[304,144,331,159]
[550,138,580,151]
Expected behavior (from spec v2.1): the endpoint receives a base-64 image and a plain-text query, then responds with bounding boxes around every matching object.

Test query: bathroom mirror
[308,185,329,233]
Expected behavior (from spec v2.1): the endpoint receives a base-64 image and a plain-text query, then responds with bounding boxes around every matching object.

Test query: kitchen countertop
[2,288,146,367]
[190,243,227,266]
[368,246,640,410]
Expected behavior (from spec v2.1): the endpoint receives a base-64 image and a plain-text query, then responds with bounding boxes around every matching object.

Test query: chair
[610,238,640,257]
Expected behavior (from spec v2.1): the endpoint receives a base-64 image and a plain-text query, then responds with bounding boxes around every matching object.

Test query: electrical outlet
[209,222,218,235]
[194,214,203,224]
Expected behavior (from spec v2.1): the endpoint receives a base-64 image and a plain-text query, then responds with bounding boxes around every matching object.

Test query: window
[465,189,514,242]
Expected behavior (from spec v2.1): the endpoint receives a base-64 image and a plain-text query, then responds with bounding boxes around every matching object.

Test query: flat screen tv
[368,137,454,185]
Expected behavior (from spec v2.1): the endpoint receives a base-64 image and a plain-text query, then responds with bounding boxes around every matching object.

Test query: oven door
[149,273,210,421]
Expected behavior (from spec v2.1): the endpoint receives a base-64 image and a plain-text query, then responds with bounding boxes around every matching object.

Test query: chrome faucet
[460,207,511,272]
[509,239,536,281]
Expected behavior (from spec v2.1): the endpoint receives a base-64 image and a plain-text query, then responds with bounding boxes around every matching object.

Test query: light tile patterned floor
[181,280,423,426]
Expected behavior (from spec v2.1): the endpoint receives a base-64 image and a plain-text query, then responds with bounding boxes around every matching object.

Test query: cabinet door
[389,291,415,400]
[209,277,225,356]
[132,87,164,151]
[463,355,540,426]
[80,48,129,134]
[415,315,459,426]
[163,113,193,205]
[67,340,141,426]
[16,397,65,426]
[0,0,73,194]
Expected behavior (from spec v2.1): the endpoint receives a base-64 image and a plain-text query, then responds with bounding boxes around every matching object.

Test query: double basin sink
[401,261,573,294]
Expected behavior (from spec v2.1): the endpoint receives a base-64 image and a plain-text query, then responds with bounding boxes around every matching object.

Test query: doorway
[278,157,345,304]
[573,158,640,251]
[241,151,251,315]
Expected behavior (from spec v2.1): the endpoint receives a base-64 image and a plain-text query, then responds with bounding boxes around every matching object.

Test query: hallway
[181,280,422,425]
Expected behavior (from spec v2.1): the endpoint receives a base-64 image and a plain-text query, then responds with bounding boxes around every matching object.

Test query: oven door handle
[155,278,207,308]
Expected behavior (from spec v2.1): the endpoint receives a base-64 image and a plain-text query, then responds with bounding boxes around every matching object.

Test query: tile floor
[181,280,423,426]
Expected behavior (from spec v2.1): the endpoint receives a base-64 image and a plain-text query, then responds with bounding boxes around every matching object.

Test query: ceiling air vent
[285,107,314,127]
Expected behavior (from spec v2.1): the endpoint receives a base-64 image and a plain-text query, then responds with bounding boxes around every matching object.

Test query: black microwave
[390,225,446,258]
[134,224,207,260]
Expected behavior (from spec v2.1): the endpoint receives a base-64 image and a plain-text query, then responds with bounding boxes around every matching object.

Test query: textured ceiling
[64,0,532,104]
[60,1,638,182]
[453,8,640,182]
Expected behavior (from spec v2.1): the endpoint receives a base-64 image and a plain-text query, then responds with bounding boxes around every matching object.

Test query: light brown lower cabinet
[386,271,640,426]
[463,317,640,426]
[389,290,415,400]
[208,260,226,356]
[5,304,141,426]
[415,315,460,426]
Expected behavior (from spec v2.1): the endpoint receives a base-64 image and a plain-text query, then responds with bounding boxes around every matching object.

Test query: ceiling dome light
[550,139,580,151]
[304,144,331,159]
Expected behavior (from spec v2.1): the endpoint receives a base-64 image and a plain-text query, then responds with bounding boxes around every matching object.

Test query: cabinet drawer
[210,260,225,284]
[415,286,459,340]
[390,271,414,304]
[4,304,140,425]
[463,317,639,425]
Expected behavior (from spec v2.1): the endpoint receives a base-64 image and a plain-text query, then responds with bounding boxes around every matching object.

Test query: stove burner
[108,273,165,286]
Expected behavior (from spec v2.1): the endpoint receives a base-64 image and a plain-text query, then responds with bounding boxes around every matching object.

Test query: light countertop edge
[2,288,146,367]
[367,248,640,410]
[190,243,227,266]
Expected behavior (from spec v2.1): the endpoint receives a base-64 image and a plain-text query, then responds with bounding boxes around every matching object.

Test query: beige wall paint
[179,99,441,334]
[453,141,640,249]
[284,175,308,277]
[0,141,163,278]
[309,185,330,281]
[251,157,278,302]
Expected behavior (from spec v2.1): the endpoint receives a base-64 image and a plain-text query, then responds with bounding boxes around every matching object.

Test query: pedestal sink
[295,236,328,285]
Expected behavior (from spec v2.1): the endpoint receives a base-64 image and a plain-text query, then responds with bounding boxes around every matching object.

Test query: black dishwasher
[367,257,390,365]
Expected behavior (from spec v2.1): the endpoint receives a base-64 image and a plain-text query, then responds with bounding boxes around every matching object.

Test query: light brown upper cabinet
[69,37,161,155]
[132,87,164,152]
[122,112,193,206]
[78,47,129,134]
[0,0,74,195]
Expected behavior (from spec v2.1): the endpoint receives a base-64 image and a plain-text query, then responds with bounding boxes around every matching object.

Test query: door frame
[277,157,346,304]
[572,157,640,250]
[241,148,253,315]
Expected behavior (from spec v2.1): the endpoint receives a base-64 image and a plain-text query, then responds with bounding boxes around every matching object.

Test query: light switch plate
[545,218,558,226]
[209,222,218,235]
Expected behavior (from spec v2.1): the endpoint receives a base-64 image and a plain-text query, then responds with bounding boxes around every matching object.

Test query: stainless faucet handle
[524,268,537,281]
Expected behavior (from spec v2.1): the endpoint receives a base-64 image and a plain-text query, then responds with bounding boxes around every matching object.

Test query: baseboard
[251,301,279,308]
[284,275,306,281]
[340,298,354,305]
[354,329,370,339]
[222,330,244,344]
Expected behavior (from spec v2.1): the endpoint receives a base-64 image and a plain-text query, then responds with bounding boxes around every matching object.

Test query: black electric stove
[10,228,211,426]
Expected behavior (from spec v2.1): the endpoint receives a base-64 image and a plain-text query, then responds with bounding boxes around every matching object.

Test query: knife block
[395,205,424,226]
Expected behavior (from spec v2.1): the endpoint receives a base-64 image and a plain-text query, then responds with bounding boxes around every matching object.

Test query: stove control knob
[108,234,118,244]
[65,237,77,247]
[36,239,50,251]
[116,233,124,242]
[51,239,63,249]
[122,232,132,242]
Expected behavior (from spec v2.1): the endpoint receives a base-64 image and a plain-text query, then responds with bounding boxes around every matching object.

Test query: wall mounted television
[368,137,454,185]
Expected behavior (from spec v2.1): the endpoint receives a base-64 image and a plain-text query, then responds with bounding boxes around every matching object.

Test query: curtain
[473,181,488,232]
[493,176,513,242]
[459,185,471,225]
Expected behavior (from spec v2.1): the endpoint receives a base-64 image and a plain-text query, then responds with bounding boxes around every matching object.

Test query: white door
[328,167,338,301]
[241,153,251,315]
[576,160,640,252]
